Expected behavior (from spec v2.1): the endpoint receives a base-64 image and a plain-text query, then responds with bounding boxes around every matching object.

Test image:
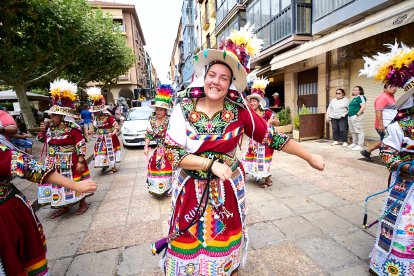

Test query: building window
[313,0,354,21]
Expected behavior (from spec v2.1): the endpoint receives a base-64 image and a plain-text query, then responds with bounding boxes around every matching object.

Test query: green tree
[0,0,134,130]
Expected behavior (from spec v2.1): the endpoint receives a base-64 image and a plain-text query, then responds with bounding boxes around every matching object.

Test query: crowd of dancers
[2,25,414,276]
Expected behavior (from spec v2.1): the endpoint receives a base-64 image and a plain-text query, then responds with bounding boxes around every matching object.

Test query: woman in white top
[326,88,350,146]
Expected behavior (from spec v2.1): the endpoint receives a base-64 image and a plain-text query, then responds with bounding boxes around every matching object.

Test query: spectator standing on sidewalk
[360,84,397,160]
[326,88,350,146]
[80,104,94,140]
[347,85,367,151]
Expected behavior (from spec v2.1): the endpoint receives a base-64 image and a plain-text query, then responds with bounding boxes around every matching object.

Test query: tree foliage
[0,0,135,129]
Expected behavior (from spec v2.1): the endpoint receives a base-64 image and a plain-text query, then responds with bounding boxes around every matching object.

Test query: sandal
[265,177,273,187]
[107,168,118,175]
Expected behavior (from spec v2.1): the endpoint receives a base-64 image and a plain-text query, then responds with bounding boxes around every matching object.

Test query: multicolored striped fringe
[187,126,243,141]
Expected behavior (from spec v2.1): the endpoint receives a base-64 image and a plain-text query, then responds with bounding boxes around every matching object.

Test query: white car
[120,107,156,147]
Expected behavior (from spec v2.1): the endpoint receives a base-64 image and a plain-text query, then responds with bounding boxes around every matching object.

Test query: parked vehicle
[120,106,156,147]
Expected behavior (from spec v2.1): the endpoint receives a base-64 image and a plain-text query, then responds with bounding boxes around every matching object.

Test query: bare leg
[26,147,33,155]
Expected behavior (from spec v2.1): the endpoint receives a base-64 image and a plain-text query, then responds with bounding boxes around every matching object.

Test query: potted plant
[275,107,293,133]
[293,104,311,140]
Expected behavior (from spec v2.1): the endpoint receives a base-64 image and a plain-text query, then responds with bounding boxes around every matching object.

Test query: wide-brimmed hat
[150,84,174,112]
[247,77,269,108]
[86,87,107,113]
[46,79,78,117]
[193,24,263,93]
[360,42,414,109]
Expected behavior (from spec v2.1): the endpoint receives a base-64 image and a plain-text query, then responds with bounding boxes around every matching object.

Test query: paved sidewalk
[33,140,388,275]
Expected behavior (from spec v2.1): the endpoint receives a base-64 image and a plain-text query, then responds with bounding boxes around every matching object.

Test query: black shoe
[360,150,372,160]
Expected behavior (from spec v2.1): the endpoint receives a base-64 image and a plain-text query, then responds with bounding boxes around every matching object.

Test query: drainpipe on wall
[325,51,331,140]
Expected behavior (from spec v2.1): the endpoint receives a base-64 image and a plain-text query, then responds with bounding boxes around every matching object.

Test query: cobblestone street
[28,139,388,275]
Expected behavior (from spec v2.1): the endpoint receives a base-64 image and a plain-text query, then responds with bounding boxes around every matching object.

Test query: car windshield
[126,108,153,121]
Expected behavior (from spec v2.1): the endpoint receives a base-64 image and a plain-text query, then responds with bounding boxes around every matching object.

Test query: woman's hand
[308,154,325,171]
[76,179,98,193]
[144,146,149,156]
[76,162,85,173]
[40,123,46,131]
[211,161,233,181]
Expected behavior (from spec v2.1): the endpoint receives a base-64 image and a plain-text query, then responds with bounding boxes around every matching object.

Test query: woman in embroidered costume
[360,43,414,275]
[145,84,174,195]
[152,25,325,276]
[37,79,92,219]
[87,87,121,175]
[0,112,97,276]
[242,78,279,188]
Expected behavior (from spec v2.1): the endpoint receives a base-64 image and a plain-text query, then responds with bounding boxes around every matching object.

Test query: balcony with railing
[255,2,312,50]
[216,0,244,27]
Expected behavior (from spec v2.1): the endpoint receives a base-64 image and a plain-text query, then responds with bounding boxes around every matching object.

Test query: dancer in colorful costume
[87,87,121,175]
[0,112,97,276]
[242,77,279,187]
[145,84,174,195]
[37,79,91,218]
[360,42,414,275]
[152,25,325,276]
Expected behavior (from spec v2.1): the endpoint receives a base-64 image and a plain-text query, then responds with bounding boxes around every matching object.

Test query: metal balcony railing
[255,3,312,49]
[216,0,243,26]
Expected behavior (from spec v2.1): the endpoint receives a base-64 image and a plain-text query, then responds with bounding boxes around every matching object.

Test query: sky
[112,0,183,83]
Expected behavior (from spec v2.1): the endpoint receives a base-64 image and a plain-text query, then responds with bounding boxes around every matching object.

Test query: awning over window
[270,1,414,71]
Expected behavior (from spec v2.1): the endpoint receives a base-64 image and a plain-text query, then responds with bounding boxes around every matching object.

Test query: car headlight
[123,127,132,133]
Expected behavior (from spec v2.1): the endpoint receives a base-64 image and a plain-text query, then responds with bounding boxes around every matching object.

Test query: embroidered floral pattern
[164,133,189,169]
[181,99,238,135]
[146,115,169,145]
[382,259,405,276]
[380,144,403,170]
[11,151,53,184]
[260,125,290,151]
[406,242,414,253]
[405,224,414,236]
[189,111,201,123]
[221,110,235,122]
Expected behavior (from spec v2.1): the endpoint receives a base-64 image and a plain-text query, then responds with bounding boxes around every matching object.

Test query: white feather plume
[50,78,77,93]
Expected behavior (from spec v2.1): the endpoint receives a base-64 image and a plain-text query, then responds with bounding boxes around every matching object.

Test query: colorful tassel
[151,237,168,255]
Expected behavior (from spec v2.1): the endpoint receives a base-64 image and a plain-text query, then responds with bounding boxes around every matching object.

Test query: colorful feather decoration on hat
[86,87,105,106]
[154,84,174,105]
[251,77,269,92]
[49,79,78,108]
[220,23,263,73]
[359,42,414,89]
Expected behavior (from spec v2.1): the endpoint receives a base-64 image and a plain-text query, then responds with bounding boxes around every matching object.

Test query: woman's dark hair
[337,88,345,96]
[355,86,364,95]
[206,61,234,82]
